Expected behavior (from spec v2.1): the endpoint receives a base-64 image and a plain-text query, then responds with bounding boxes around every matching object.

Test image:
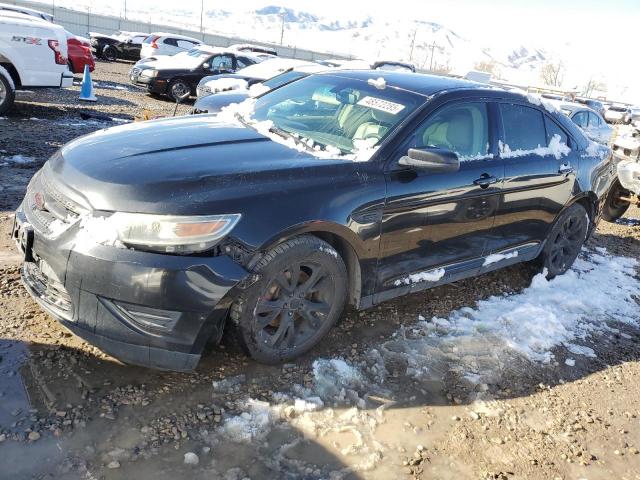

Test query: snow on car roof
[315,69,482,97]
[148,32,202,42]
[234,58,323,80]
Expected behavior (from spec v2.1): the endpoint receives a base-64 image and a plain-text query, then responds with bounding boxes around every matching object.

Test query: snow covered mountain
[122,3,548,77]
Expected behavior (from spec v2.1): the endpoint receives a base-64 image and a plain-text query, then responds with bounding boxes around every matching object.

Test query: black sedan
[89,31,147,62]
[129,48,261,101]
[13,71,615,371]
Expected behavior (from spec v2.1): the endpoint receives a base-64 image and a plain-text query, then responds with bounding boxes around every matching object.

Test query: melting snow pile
[209,249,639,474]
[0,155,35,166]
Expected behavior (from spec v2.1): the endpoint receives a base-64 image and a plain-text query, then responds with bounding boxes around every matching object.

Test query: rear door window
[572,111,588,128]
[544,115,569,146]
[588,112,601,127]
[500,104,546,151]
[176,39,196,49]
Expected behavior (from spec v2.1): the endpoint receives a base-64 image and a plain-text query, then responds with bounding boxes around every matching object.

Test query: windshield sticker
[357,96,405,115]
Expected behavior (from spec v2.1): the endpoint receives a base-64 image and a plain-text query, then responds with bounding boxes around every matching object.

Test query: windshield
[247,74,423,157]
[262,71,308,90]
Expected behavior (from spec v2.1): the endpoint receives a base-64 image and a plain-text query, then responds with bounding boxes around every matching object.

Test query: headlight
[78,213,241,254]
[140,69,158,78]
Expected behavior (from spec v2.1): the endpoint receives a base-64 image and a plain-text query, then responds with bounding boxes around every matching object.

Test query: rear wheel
[103,46,117,62]
[602,179,631,222]
[538,203,589,278]
[0,71,15,115]
[230,235,347,364]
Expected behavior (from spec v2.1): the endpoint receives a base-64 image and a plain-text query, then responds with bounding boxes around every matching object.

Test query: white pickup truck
[0,10,73,114]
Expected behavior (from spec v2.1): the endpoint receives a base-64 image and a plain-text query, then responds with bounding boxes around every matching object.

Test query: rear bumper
[14,203,250,371]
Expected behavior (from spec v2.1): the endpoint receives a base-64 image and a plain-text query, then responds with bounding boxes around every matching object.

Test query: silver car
[560,103,613,145]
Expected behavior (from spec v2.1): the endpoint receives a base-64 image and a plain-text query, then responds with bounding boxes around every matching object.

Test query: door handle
[558,163,575,175]
[473,174,499,188]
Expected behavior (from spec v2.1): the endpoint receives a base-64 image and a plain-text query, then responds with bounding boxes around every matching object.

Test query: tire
[0,70,15,116]
[167,79,191,102]
[602,179,631,223]
[103,46,117,62]
[538,203,589,278]
[230,235,348,364]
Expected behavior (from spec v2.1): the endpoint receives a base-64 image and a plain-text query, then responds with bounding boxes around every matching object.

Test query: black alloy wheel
[231,235,347,364]
[540,203,589,278]
[103,46,117,62]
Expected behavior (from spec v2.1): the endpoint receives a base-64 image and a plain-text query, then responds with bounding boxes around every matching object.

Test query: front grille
[130,67,141,79]
[23,262,72,318]
[24,171,87,238]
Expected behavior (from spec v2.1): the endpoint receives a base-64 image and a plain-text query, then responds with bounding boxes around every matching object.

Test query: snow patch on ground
[1,155,35,166]
[394,268,445,286]
[206,249,639,468]
[483,251,518,266]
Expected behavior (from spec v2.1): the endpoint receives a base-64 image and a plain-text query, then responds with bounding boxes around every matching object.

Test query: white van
[0,11,72,114]
[140,32,202,58]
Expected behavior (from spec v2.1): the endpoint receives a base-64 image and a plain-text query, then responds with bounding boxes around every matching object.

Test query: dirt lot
[1,60,639,480]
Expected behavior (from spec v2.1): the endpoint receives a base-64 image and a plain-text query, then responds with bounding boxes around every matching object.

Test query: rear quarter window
[163,38,178,46]
[500,104,546,150]
[544,115,569,146]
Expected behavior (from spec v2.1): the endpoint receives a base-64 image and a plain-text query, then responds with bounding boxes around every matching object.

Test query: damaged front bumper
[13,176,250,371]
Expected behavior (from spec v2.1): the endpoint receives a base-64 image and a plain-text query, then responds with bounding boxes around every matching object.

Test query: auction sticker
[357,96,405,114]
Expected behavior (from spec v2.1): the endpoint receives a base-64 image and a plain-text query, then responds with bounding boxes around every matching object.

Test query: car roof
[557,102,598,115]
[316,69,488,97]
[0,2,52,21]
[149,32,201,42]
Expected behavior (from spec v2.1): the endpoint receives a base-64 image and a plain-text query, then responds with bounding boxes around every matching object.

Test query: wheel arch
[251,222,367,308]
[564,192,599,235]
[0,57,22,88]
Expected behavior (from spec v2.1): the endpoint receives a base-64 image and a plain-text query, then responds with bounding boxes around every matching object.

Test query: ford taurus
[13,71,615,370]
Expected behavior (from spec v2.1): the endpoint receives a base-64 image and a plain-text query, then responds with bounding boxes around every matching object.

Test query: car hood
[49,115,340,214]
[194,91,250,113]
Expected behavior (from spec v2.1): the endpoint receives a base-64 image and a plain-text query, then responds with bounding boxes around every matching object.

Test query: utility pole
[123,0,126,21]
[279,11,285,45]
[428,41,438,71]
[408,28,417,62]
[200,0,205,39]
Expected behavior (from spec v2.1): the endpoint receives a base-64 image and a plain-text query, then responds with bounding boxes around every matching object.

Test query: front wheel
[230,235,348,364]
[103,46,117,62]
[168,79,191,102]
[538,203,589,278]
[0,70,15,115]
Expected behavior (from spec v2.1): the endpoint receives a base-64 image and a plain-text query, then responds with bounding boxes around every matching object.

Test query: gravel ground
[0,60,639,480]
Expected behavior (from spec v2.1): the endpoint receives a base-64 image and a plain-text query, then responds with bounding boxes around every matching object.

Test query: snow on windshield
[217,75,419,162]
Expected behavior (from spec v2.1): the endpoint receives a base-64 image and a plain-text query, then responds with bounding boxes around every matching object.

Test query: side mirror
[202,63,210,70]
[399,147,460,172]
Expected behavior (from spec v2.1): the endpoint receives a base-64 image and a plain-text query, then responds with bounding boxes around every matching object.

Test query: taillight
[150,35,160,49]
[48,39,67,65]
